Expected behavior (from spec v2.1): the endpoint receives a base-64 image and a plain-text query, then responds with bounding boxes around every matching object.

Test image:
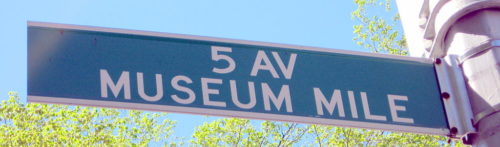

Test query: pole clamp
[458,39,500,63]
[473,103,500,125]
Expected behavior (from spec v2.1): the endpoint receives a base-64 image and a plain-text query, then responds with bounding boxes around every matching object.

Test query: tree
[0,92,178,146]
[191,118,456,146]
[307,125,383,146]
[352,0,407,55]
[191,118,308,146]
[308,125,453,146]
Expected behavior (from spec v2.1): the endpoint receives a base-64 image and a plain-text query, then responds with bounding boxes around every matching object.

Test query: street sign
[28,22,449,135]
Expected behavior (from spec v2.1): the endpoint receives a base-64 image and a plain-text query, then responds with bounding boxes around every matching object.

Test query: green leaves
[191,118,262,146]
[0,92,177,146]
[190,118,465,146]
[352,0,408,55]
[191,118,310,147]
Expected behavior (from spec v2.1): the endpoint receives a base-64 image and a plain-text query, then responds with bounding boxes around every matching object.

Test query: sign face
[28,22,449,135]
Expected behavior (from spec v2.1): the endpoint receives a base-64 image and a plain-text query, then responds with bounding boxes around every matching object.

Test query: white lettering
[136,72,163,102]
[250,51,279,78]
[388,94,414,123]
[201,78,226,107]
[347,91,358,118]
[230,80,256,109]
[313,88,345,117]
[262,83,293,112]
[271,52,297,79]
[361,92,387,121]
[211,46,236,74]
[100,69,131,99]
[171,75,196,104]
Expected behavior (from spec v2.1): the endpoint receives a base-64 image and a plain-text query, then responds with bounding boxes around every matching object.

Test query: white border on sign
[29,96,449,135]
[28,21,432,63]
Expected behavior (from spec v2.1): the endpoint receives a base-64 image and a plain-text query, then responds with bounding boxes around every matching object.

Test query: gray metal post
[445,9,500,146]
[397,0,500,146]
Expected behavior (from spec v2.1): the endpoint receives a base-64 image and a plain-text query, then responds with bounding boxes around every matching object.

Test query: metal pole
[397,0,500,146]
[444,9,500,146]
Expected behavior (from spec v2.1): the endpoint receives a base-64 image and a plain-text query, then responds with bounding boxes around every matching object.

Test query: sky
[0,0,400,143]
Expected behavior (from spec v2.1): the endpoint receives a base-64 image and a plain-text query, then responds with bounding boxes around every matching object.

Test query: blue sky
[0,0,400,143]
